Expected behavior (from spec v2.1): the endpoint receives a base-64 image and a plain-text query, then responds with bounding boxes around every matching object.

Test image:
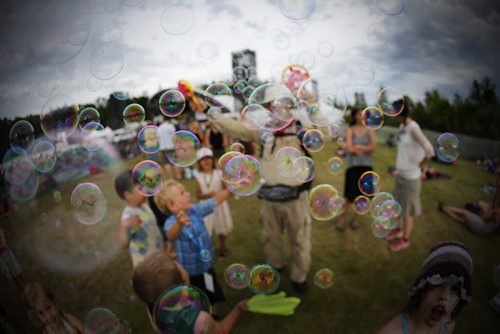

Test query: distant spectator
[438,202,500,236]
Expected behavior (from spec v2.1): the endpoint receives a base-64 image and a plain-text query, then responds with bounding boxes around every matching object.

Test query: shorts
[189,267,226,305]
[467,213,500,236]
[393,176,422,217]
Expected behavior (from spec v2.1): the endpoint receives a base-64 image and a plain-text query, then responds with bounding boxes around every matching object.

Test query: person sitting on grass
[22,281,83,334]
[378,241,473,334]
[133,251,247,334]
[438,202,500,236]
[115,170,166,268]
[154,180,231,314]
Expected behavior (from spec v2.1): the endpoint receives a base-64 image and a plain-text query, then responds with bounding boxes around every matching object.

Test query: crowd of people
[1,83,499,333]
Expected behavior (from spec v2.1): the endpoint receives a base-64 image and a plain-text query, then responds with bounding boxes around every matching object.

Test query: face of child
[417,283,460,327]
[126,186,146,206]
[168,185,193,212]
[199,157,214,172]
[34,298,62,328]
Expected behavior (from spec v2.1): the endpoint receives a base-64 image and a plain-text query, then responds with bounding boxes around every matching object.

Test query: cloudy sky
[0,0,498,119]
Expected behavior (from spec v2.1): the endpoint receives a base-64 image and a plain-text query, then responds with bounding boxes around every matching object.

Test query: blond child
[22,282,83,334]
[133,251,247,334]
[154,180,231,307]
[114,169,165,268]
[195,148,234,257]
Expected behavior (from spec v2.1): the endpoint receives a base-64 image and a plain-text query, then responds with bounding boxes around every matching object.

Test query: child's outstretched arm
[213,189,232,206]
[167,209,192,241]
[118,216,141,249]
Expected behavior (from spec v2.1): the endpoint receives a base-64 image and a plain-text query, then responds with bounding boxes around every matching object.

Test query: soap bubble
[137,125,160,154]
[159,90,186,118]
[225,263,250,290]
[132,160,164,196]
[248,264,280,294]
[9,120,35,153]
[314,268,335,289]
[160,3,195,35]
[70,183,108,225]
[166,131,200,167]
[435,133,460,163]
[123,103,146,126]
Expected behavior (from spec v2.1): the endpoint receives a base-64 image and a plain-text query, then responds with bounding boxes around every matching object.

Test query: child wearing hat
[378,241,473,333]
[194,147,234,258]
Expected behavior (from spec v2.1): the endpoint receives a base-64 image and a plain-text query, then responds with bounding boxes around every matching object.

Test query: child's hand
[237,300,248,312]
[176,209,192,227]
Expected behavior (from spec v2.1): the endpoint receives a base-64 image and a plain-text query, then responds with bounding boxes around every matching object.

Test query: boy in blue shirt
[154,179,231,308]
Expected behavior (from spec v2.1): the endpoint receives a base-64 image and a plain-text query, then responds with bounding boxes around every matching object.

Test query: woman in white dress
[195,148,234,257]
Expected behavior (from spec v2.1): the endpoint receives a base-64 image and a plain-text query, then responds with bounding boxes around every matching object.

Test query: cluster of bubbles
[232,63,258,100]
[70,183,108,225]
[368,192,402,238]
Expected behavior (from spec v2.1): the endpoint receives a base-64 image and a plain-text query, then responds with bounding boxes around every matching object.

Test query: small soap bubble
[248,264,280,294]
[225,263,250,290]
[166,131,200,167]
[314,268,335,289]
[327,157,343,175]
[292,156,315,183]
[229,142,245,153]
[160,3,195,35]
[377,88,404,116]
[435,133,459,163]
[205,83,232,108]
[200,249,212,263]
[361,107,384,130]
[309,184,343,221]
[132,160,164,196]
[123,103,146,126]
[353,195,370,215]
[302,129,325,152]
[137,125,160,154]
[358,171,381,196]
[70,183,108,225]
[274,147,303,178]
[9,120,35,153]
[159,90,186,117]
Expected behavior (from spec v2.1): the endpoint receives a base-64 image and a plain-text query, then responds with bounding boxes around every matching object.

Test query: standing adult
[336,108,376,231]
[386,100,434,252]
[158,117,182,180]
[204,123,229,159]
[208,85,312,294]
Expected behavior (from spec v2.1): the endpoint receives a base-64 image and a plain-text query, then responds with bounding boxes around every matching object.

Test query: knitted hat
[408,241,473,303]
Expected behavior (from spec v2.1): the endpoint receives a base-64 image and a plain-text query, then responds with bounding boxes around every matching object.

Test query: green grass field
[1,141,499,333]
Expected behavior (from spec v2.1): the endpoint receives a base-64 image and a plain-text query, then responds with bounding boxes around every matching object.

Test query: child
[133,251,247,334]
[378,241,473,334]
[154,179,231,307]
[114,170,165,268]
[22,281,83,334]
[194,148,234,257]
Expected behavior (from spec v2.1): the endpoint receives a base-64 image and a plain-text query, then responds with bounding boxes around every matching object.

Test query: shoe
[291,280,308,294]
[335,218,346,231]
[385,228,403,241]
[349,218,360,230]
[389,238,410,252]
